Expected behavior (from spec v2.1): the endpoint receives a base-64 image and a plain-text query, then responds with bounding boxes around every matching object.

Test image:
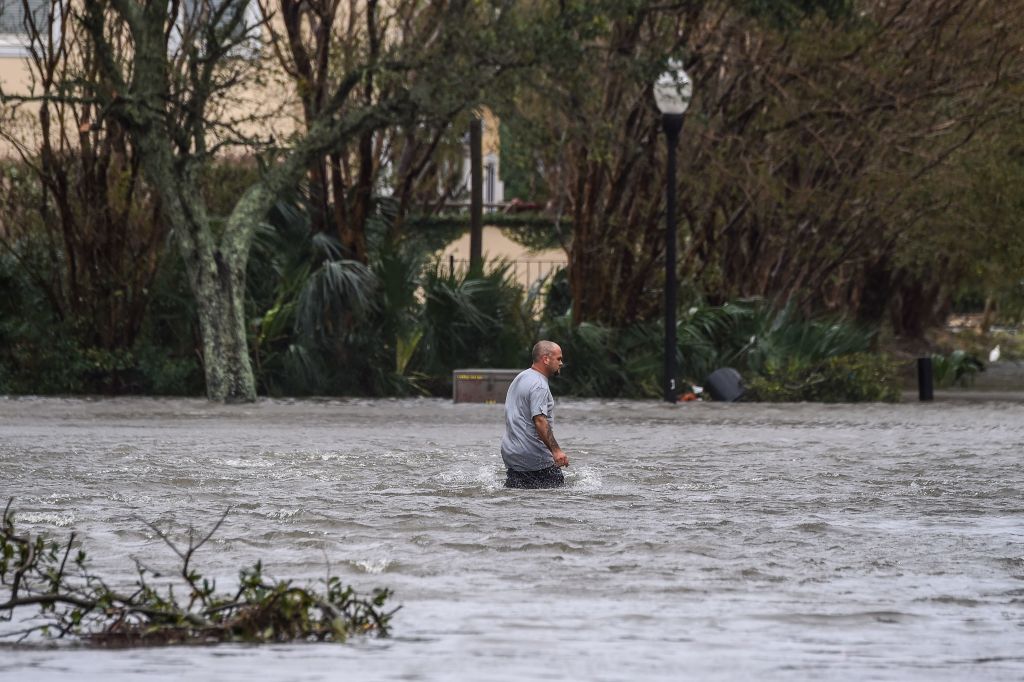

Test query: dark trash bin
[705,367,745,402]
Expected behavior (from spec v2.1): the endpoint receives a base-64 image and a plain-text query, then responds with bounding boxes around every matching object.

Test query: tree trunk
[190,251,255,402]
[175,187,266,403]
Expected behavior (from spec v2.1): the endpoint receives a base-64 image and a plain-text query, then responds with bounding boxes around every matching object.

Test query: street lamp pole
[469,116,484,277]
[653,61,692,404]
[662,112,683,403]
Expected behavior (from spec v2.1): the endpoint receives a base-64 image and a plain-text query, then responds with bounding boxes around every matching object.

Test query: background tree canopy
[1,0,1022,400]
[497,0,1024,333]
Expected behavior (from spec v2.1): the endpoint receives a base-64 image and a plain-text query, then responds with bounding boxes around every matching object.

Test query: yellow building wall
[0,48,36,155]
[441,226,566,291]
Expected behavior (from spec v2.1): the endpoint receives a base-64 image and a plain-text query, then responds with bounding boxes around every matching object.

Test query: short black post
[917,357,934,401]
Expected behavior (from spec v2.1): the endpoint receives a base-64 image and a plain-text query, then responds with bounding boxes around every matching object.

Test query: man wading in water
[501,340,570,489]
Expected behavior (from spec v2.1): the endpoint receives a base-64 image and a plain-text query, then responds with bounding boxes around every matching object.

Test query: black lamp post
[654,61,692,403]
[469,116,484,277]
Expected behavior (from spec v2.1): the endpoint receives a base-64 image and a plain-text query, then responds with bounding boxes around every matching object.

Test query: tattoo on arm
[534,415,561,453]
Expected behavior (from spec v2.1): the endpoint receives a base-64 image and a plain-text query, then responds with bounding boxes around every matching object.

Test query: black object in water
[705,367,745,402]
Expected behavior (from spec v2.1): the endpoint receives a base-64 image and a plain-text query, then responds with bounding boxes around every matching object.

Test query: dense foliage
[929,350,985,389]
[745,354,902,403]
[542,297,898,402]
[247,194,535,396]
[1,208,903,401]
[1,1,1021,401]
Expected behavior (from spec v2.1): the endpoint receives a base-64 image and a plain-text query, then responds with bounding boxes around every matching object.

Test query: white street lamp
[654,60,692,403]
[654,60,693,116]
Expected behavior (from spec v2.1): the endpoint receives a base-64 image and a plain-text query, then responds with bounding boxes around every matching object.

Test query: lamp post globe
[655,60,691,403]
[654,60,692,116]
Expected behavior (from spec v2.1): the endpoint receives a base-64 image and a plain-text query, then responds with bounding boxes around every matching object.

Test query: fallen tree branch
[0,499,397,646]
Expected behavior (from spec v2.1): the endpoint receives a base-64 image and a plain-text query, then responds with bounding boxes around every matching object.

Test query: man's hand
[534,415,569,467]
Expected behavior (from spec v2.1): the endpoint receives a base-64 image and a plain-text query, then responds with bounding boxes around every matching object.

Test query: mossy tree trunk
[130,142,263,401]
[174,184,266,402]
[83,0,381,401]
[84,0,287,401]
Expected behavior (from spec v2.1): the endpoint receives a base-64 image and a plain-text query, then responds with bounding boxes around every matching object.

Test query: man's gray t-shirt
[500,368,555,471]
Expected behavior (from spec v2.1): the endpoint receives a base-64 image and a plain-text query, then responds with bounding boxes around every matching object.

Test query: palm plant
[355,239,429,395]
[248,195,379,395]
[676,302,756,383]
[415,261,531,390]
[678,299,875,381]
[540,313,625,396]
[248,191,535,396]
[539,298,878,399]
[930,350,985,388]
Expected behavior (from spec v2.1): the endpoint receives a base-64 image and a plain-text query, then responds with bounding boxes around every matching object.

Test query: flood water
[0,396,1022,681]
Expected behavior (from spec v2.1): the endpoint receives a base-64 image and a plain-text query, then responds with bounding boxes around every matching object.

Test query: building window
[483,153,503,213]
[485,161,496,213]
[172,0,262,58]
[0,0,50,57]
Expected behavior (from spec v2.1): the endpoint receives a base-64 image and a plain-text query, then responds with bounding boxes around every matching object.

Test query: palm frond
[295,259,379,344]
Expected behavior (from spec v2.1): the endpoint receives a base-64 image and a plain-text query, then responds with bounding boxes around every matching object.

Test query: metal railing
[441,257,566,291]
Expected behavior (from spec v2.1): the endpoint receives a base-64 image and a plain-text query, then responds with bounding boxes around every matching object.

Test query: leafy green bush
[543,267,572,319]
[246,195,384,395]
[541,314,632,397]
[745,353,902,402]
[930,350,985,388]
[415,261,531,394]
[675,299,875,382]
[0,243,203,396]
[134,344,204,395]
[541,299,881,400]
[0,248,88,393]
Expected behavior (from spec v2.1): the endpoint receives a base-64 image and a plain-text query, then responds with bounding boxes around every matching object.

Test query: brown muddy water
[0,396,1022,681]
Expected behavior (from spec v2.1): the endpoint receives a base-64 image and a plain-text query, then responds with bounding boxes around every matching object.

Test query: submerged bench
[452,369,520,403]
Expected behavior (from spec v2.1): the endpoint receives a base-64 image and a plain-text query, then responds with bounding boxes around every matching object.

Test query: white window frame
[0,35,29,57]
[0,0,56,58]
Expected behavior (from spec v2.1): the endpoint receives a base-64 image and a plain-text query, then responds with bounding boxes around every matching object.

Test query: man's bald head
[532,340,560,364]
[531,340,564,378]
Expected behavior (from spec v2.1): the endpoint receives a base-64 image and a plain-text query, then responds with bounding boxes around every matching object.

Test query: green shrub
[414,261,532,394]
[745,353,902,402]
[930,350,985,387]
[134,344,204,395]
[0,241,203,396]
[675,299,875,383]
[540,299,882,401]
[541,314,636,397]
[0,250,87,394]
[543,267,572,319]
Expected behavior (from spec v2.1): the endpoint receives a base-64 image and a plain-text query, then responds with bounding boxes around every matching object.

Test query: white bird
[989,345,1001,363]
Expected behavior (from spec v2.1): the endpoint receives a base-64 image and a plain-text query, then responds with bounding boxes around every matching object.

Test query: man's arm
[533,415,569,467]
